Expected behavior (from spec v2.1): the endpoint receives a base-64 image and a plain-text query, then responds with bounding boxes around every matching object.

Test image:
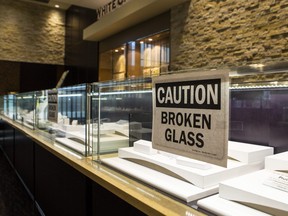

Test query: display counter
[0,115,203,216]
[1,66,288,215]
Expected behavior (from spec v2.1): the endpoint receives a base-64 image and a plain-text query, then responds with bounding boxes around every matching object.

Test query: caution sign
[152,70,229,167]
[48,90,58,123]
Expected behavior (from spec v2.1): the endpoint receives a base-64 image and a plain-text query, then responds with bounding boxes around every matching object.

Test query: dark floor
[0,149,34,216]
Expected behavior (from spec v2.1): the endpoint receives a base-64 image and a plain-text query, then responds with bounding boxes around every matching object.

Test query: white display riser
[102,157,218,203]
[219,170,288,216]
[197,194,271,216]
[228,141,274,164]
[55,133,129,154]
[265,151,288,171]
[119,147,264,189]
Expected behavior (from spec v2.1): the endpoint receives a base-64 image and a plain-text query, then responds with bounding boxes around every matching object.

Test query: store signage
[152,70,229,167]
[48,90,58,123]
[96,0,129,20]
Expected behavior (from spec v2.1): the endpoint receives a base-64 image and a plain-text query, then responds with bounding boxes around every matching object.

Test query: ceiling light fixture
[55,4,60,8]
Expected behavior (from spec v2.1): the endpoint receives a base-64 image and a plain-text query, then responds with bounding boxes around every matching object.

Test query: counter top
[0,116,205,216]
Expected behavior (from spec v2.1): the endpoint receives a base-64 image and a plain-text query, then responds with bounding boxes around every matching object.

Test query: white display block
[119,147,263,189]
[159,150,213,170]
[197,194,271,216]
[55,137,87,154]
[55,132,129,154]
[176,156,212,170]
[228,141,274,164]
[102,157,218,202]
[96,134,129,153]
[265,151,288,171]
[219,170,288,215]
[101,122,129,137]
[60,124,83,132]
[133,139,158,155]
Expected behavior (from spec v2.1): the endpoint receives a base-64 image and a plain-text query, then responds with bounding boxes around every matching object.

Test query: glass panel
[15,92,36,129]
[128,31,170,78]
[2,94,15,120]
[229,65,288,153]
[99,45,126,81]
[34,84,91,156]
[112,45,126,80]
[99,30,170,81]
[99,50,113,81]
[91,77,153,161]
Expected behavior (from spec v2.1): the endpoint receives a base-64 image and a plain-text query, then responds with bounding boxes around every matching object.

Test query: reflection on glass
[112,46,126,80]
[99,30,170,81]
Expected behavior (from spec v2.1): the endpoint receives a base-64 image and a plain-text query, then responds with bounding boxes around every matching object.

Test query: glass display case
[15,91,36,129]
[1,94,15,120]
[1,62,287,159]
[229,63,288,153]
[34,84,91,156]
[91,77,153,160]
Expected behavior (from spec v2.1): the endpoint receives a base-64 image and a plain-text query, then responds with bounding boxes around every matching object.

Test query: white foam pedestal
[102,157,218,203]
[219,170,288,216]
[56,133,129,154]
[197,194,271,216]
[118,139,269,189]
[265,151,288,171]
[102,140,273,202]
[228,141,274,163]
[55,137,87,154]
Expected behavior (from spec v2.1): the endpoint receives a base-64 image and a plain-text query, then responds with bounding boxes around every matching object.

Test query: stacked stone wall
[171,0,288,70]
[0,0,65,65]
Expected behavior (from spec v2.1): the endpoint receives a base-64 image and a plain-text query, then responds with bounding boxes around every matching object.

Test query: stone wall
[0,0,65,65]
[171,0,288,70]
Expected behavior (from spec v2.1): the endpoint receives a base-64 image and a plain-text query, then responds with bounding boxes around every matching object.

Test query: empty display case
[1,94,15,120]
[15,91,36,129]
[91,77,153,160]
[34,84,92,156]
[229,63,288,153]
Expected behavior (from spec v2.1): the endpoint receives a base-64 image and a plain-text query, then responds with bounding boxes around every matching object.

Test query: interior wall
[64,6,99,85]
[0,0,65,65]
[0,0,66,94]
[0,61,20,94]
[170,0,288,70]
[19,63,65,92]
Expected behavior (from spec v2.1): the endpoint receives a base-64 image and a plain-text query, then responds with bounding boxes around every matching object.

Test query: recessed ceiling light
[140,41,144,44]
[148,38,153,41]
[55,4,60,8]
[115,49,119,52]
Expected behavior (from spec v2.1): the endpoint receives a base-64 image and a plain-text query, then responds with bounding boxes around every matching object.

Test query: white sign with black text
[96,0,129,20]
[48,90,58,123]
[152,70,229,167]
